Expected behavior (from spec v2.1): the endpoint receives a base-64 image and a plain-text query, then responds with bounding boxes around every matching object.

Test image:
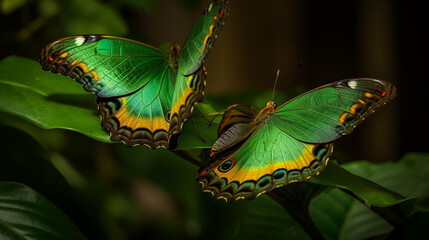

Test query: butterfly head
[255,101,277,123]
[267,101,277,110]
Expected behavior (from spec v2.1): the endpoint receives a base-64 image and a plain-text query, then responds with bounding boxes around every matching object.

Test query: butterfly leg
[191,116,206,144]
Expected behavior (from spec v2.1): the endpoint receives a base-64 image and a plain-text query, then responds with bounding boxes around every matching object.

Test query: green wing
[178,0,228,76]
[97,63,175,148]
[40,35,169,98]
[270,78,396,143]
[169,0,229,144]
[197,122,333,203]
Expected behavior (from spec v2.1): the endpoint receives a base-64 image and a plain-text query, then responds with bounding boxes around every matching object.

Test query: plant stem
[267,185,326,240]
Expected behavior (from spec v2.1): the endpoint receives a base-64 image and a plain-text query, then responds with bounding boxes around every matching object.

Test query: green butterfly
[197,78,396,203]
[40,0,228,149]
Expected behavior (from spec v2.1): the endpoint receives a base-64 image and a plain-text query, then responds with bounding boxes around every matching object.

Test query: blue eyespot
[221,160,232,170]
[217,158,237,173]
[218,159,236,172]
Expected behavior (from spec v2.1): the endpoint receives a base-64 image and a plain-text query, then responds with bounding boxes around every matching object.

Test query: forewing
[167,0,228,147]
[270,78,396,143]
[178,0,228,76]
[40,35,169,98]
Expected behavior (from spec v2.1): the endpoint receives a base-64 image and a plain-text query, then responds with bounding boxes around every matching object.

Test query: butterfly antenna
[271,69,281,100]
[273,61,303,102]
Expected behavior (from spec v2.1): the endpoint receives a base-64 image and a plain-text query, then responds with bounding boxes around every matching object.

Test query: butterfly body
[40,0,228,149]
[198,78,396,202]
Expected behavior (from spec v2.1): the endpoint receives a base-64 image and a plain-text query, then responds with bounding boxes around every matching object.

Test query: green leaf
[309,153,429,239]
[310,188,393,240]
[0,182,87,240]
[343,152,429,211]
[0,125,108,239]
[0,55,111,143]
[0,55,218,150]
[235,196,311,240]
[310,161,409,208]
[309,189,355,240]
[310,161,415,235]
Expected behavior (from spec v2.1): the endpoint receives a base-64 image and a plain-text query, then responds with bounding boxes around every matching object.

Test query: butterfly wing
[169,0,229,144]
[197,122,333,203]
[178,0,228,76]
[270,78,396,143]
[41,35,176,149]
[97,63,175,148]
[40,35,170,98]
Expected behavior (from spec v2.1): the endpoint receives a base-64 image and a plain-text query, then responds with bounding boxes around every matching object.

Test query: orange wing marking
[78,63,89,73]
[364,92,373,99]
[357,99,366,106]
[201,24,215,53]
[339,112,348,124]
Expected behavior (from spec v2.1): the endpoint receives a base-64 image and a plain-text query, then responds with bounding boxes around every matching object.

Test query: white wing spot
[347,80,358,89]
[75,37,85,46]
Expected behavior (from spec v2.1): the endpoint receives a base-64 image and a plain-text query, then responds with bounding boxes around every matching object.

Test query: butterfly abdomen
[211,123,256,157]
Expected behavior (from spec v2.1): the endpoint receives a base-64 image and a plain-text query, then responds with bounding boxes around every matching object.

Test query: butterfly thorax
[254,101,277,124]
[169,43,181,71]
[210,101,278,158]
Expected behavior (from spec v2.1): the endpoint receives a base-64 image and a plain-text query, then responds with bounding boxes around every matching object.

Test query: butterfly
[197,78,396,203]
[40,0,228,149]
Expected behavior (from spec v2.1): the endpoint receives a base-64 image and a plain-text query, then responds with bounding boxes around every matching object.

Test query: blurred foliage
[0,182,87,239]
